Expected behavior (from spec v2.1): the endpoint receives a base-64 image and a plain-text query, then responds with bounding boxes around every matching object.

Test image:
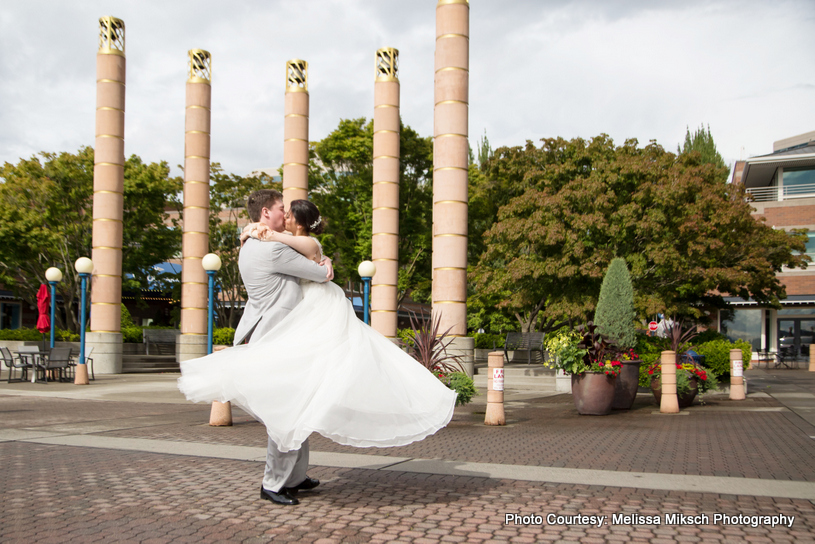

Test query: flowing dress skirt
[178,281,457,452]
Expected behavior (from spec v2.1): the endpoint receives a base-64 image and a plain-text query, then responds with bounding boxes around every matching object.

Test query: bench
[143,329,179,356]
[503,332,545,364]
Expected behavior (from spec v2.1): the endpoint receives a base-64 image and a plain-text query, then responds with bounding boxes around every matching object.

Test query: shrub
[696,339,752,378]
[636,334,670,387]
[0,327,79,342]
[396,328,415,349]
[694,329,728,344]
[213,327,235,346]
[594,257,636,350]
[122,326,143,343]
[471,332,505,350]
[440,371,478,406]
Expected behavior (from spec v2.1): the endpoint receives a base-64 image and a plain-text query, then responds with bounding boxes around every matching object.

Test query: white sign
[492,368,504,391]
[732,360,743,377]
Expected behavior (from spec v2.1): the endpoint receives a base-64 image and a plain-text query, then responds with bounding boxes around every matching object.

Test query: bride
[178,199,457,453]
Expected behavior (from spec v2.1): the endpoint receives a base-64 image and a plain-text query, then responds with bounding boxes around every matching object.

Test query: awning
[724,295,815,307]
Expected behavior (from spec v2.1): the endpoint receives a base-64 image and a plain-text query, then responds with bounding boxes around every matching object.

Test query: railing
[746,183,815,202]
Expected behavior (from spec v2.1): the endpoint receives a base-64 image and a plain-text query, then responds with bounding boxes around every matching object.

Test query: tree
[207,164,271,328]
[594,257,636,350]
[678,124,728,179]
[470,135,809,332]
[0,147,182,331]
[309,118,434,307]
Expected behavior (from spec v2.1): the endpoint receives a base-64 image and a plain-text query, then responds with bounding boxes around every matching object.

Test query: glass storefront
[720,309,762,352]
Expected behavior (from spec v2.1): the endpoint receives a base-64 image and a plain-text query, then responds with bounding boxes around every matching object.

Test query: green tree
[594,257,636,350]
[0,147,182,331]
[678,124,728,179]
[470,135,809,332]
[309,118,434,307]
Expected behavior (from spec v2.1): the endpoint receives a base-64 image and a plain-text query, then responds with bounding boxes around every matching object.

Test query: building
[725,130,815,362]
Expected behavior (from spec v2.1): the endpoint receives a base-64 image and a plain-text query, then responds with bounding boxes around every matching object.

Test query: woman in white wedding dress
[178,200,457,453]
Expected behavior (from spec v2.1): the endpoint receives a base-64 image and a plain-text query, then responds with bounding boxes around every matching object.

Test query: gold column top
[286,59,308,93]
[188,49,212,84]
[375,48,399,82]
[437,0,469,5]
[98,16,125,56]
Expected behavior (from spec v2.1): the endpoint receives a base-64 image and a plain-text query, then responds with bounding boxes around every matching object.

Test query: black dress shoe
[260,486,299,505]
[288,476,319,491]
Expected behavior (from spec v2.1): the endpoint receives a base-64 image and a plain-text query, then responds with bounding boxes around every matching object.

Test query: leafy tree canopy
[679,124,728,178]
[470,135,808,332]
[309,117,434,306]
[0,147,181,331]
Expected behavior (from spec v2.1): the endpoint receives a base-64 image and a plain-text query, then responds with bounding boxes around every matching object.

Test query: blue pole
[79,273,89,365]
[207,270,215,355]
[49,281,57,348]
[362,277,371,325]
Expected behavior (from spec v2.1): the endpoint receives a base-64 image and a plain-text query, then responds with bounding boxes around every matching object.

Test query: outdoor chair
[2,346,31,383]
[503,332,545,364]
[38,346,73,383]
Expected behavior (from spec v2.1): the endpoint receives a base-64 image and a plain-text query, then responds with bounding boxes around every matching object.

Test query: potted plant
[593,257,640,410]
[648,360,718,407]
[406,309,477,407]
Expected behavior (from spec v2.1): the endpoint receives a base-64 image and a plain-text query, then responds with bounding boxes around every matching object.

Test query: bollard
[660,350,679,413]
[209,345,233,426]
[730,349,745,400]
[485,351,505,425]
[810,344,815,372]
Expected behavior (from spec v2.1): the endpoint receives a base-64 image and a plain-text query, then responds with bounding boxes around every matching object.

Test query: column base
[74,364,90,385]
[447,336,475,377]
[86,332,123,374]
[177,334,207,363]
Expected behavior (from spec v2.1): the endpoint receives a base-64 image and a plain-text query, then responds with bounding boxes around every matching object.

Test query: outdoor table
[16,348,48,383]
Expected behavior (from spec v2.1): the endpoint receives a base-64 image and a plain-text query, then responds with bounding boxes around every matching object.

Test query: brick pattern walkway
[3,441,814,544]
[85,394,815,481]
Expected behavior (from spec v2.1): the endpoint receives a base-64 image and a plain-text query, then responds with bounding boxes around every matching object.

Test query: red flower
[648,369,653,375]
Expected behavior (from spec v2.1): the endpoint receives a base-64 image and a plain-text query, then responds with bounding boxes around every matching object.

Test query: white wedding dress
[178,279,457,452]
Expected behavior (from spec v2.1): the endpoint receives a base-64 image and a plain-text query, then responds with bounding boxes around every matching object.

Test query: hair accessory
[309,216,322,231]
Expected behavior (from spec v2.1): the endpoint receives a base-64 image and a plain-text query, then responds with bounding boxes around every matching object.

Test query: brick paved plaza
[2,368,815,543]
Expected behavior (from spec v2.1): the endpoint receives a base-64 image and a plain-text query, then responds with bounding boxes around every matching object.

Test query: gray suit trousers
[263,436,309,492]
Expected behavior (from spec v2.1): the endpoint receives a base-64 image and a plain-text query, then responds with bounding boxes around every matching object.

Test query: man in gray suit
[235,189,333,506]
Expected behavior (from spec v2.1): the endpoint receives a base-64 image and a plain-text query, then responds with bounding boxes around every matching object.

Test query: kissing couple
[178,189,457,505]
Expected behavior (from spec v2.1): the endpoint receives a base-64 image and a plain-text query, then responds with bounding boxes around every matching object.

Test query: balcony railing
[746,183,815,202]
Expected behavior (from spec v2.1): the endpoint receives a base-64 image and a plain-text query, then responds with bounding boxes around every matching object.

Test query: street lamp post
[74,257,93,385]
[358,261,376,325]
[44,267,63,349]
[202,253,230,426]
[202,253,222,355]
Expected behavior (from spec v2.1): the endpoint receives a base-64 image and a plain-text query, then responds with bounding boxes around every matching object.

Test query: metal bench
[503,332,545,364]
[143,329,179,356]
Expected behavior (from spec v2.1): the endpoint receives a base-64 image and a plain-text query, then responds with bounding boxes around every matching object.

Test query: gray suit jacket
[233,238,328,346]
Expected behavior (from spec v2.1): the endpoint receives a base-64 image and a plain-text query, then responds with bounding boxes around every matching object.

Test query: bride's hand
[320,257,334,281]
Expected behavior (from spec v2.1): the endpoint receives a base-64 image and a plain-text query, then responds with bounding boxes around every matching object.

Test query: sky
[1,0,813,179]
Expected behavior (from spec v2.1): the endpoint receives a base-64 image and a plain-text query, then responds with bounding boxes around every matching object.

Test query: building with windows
[726,130,815,363]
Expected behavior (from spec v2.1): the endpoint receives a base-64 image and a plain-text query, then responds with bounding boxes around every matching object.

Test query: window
[0,302,21,330]
[782,167,815,198]
[720,309,761,352]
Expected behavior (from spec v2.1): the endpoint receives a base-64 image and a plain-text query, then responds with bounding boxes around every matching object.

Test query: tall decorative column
[178,50,212,363]
[283,59,309,209]
[371,48,400,339]
[87,16,126,374]
[432,0,473,374]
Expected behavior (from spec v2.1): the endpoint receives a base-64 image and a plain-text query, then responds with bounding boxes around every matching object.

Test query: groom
[234,188,333,506]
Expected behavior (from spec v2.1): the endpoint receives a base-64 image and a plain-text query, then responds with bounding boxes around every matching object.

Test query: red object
[648,321,658,332]
[36,284,50,334]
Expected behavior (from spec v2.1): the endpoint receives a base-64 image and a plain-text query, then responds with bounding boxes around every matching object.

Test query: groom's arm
[271,244,330,283]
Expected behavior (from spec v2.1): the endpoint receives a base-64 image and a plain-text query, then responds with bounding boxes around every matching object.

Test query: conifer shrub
[594,257,636,350]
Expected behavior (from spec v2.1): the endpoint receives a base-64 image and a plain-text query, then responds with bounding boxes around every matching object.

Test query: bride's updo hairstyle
[289,199,325,235]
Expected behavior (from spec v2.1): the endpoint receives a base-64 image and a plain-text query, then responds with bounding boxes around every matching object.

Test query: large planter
[612,359,641,410]
[571,372,617,415]
[651,376,698,408]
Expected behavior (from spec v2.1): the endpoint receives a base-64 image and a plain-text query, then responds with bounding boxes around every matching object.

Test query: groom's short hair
[247,189,283,222]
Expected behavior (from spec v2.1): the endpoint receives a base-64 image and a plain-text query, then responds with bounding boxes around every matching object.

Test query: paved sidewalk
[2,368,815,542]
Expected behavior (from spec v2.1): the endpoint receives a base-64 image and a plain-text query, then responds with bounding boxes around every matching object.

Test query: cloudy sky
[1,1,813,178]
